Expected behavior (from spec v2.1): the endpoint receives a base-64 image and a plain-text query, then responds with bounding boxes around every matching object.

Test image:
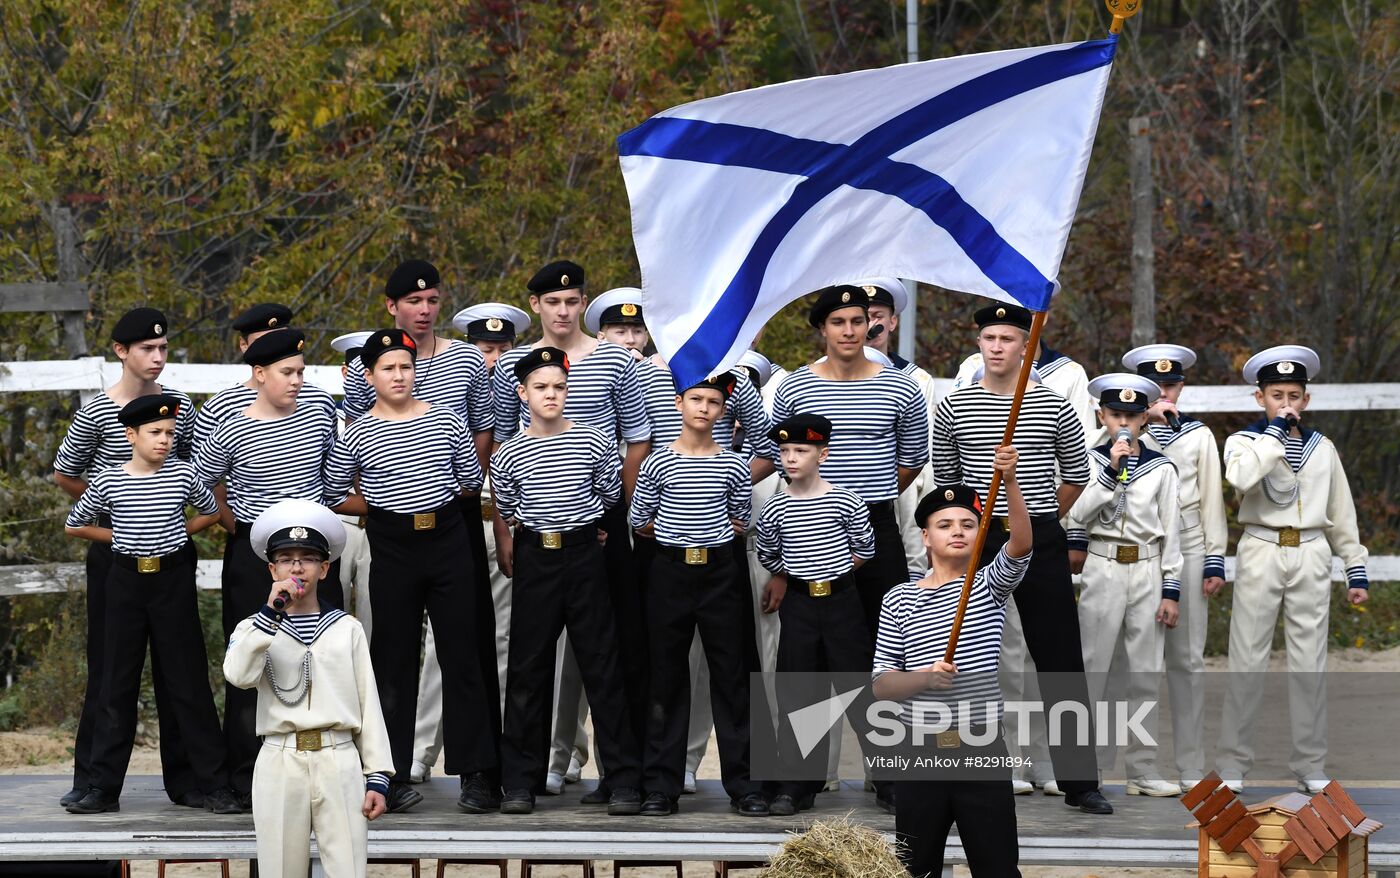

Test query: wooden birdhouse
[1182,772,1382,878]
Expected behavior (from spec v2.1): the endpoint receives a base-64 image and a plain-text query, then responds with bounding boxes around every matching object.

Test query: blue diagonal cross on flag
[618,37,1118,389]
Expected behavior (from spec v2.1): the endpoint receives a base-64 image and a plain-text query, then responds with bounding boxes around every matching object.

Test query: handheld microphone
[1285,414,1299,430]
[1165,411,1182,432]
[272,576,301,611]
[866,324,885,341]
[1113,427,1133,471]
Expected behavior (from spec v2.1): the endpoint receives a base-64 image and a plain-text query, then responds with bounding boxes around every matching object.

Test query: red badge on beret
[805,428,824,441]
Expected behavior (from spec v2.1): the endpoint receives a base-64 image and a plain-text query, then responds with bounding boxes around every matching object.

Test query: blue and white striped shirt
[194,400,338,523]
[323,405,482,513]
[194,383,337,453]
[343,339,493,432]
[490,424,621,531]
[755,486,875,580]
[54,388,195,478]
[67,460,216,556]
[630,448,751,548]
[491,342,649,444]
[770,366,929,502]
[873,546,1031,726]
[637,359,773,461]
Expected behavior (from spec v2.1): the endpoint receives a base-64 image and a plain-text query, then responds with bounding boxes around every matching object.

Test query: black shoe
[204,787,243,815]
[796,792,816,811]
[640,791,675,816]
[1065,789,1114,815]
[876,788,896,815]
[500,789,535,815]
[59,786,88,808]
[732,792,769,816]
[607,786,643,816]
[172,790,206,809]
[385,782,424,814]
[458,772,500,814]
[769,794,797,817]
[580,781,611,805]
[65,787,120,814]
[235,790,253,812]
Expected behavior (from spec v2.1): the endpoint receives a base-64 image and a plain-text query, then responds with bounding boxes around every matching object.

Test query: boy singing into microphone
[1066,373,1182,797]
[223,499,391,878]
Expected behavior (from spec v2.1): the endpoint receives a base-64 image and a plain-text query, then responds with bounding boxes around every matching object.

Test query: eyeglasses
[272,555,323,567]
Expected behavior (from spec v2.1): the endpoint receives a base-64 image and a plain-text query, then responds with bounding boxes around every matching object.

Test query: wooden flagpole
[942,309,1047,665]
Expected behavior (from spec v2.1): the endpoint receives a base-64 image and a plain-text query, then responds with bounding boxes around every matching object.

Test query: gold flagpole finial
[1105,0,1143,34]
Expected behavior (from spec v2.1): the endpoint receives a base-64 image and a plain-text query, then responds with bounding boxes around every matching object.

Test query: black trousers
[980,516,1099,793]
[598,503,649,752]
[770,582,888,799]
[366,503,495,779]
[73,525,197,802]
[643,549,758,800]
[220,523,343,793]
[895,736,1021,878]
[460,494,502,782]
[502,536,640,793]
[90,549,228,796]
[854,502,909,646]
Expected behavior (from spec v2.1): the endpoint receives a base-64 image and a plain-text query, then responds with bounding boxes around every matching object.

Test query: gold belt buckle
[936,730,961,749]
[684,547,708,565]
[808,580,832,597]
[412,512,436,531]
[481,501,496,522]
[136,556,160,574]
[999,516,1011,531]
[356,516,367,529]
[541,531,562,549]
[1114,545,1139,563]
[295,729,323,751]
[1279,527,1301,547]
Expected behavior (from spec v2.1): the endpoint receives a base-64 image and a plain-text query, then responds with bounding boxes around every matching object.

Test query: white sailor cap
[736,350,775,389]
[1242,344,1320,385]
[1087,373,1161,412]
[451,303,531,341]
[851,276,908,312]
[330,331,373,354]
[972,362,1044,384]
[584,287,645,335]
[250,499,348,563]
[1122,344,1197,383]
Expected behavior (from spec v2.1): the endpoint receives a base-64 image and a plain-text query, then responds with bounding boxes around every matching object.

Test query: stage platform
[3,776,1400,875]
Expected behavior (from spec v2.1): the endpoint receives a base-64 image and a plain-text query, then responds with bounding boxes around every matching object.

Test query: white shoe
[824,779,840,792]
[1127,778,1183,797]
[1220,778,1244,793]
[1180,774,1205,791]
[683,771,697,794]
[564,756,583,784]
[1012,779,1034,795]
[544,772,565,795]
[1037,780,1064,796]
[1297,777,1330,795]
[409,761,431,784]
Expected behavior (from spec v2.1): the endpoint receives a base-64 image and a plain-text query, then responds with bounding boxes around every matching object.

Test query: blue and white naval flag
[618,36,1118,389]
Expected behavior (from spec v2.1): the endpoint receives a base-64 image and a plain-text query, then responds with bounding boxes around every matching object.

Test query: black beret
[914,484,984,528]
[111,308,169,345]
[243,329,307,368]
[676,371,737,399]
[599,302,644,327]
[231,303,293,335]
[808,284,871,327]
[528,260,585,295]
[385,259,441,300]
[513,346,570,384]
[118,393,183,428]
[265,526,331,560]
[359,329,418,368]
[768,413,832,445]
[974,303,1033,332]
[1135,359,1184,383]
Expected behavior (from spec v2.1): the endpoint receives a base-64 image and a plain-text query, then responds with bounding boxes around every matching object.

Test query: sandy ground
[11,644,1400,876]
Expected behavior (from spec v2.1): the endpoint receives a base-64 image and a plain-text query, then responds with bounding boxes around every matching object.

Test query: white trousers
[339,518,373,641]
[412,522,511,773]
[1164,527,1208,779]
[252,741,368,878]
[1077,552,1166,781]
[1217,533,1330,781]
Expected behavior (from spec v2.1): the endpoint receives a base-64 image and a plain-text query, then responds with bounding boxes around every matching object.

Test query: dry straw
[763,813,905,878]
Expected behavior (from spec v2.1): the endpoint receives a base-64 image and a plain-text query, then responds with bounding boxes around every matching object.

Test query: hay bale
[764,813,906,878]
